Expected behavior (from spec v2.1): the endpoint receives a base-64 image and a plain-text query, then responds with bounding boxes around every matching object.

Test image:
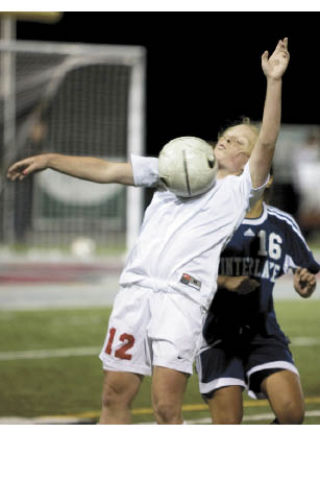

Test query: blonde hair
[218,116,259,155]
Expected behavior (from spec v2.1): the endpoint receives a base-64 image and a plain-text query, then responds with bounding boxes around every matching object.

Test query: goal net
[0,40,146,255]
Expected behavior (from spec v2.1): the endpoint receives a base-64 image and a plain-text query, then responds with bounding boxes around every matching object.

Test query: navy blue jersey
[205,203,320,341]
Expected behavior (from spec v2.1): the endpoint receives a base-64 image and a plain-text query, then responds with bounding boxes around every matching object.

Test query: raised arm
[249,38,290,188]
[6,153,135,185]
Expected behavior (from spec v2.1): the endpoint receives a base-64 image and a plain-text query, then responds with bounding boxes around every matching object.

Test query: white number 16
[258,230,282,260]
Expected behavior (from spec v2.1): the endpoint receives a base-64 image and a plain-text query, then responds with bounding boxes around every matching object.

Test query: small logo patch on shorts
[180,273,201,290]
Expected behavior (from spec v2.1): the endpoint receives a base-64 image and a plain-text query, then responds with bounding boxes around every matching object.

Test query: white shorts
[99,285,207,376]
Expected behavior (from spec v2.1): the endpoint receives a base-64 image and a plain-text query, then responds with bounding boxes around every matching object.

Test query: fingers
[261,38,289,79]
[277,37,288,48]
[7,161,27,181]
[7,157,37,181]
[267,37,289,62]
[295,267,315,284]
[238,278,260,295]
[280,39,289,59]
[261,50,269,68]
[276,37,290,58]
[294,267,317,297]
[299,281,316,297]
[275,37,288,51]
[222,276,257,293]
[7,168,28,181]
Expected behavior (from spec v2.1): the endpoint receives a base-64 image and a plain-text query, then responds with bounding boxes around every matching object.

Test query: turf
[0,299,319,423]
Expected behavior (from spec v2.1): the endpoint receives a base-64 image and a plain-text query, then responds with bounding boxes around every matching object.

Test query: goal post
[0,39,146,254]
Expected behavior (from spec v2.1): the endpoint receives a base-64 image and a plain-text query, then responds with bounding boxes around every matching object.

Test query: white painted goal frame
[0,39,146,252]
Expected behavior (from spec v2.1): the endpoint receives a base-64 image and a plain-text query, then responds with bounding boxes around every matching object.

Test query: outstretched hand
[294,267,317,298]
[261,37,290,80]
[6,154,51,181]
[219,275,260,295]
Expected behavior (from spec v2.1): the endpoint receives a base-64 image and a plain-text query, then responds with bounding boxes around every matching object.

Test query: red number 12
[105,327,135,360]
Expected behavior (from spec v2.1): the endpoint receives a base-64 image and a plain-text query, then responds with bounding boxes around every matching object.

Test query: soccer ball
[158,136,217,197]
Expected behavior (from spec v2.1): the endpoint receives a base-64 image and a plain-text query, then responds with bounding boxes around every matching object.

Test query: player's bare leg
[152,366,188,424]
[207,386,243,424]
[261,370,305,424]
[99,370,143,424]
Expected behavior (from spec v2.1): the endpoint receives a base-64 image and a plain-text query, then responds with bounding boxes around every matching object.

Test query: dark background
[16,11,318,155]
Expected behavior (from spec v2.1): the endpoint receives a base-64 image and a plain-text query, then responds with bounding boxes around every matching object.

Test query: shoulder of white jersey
[266,204,310,249]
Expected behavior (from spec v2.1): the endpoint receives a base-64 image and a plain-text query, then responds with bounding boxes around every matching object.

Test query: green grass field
[0,298,319,424]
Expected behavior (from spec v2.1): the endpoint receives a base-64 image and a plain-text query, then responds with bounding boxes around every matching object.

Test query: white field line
[0,346,99,361]
[0,337,319,361]
[291,337,320,346]
[1,410,320,425]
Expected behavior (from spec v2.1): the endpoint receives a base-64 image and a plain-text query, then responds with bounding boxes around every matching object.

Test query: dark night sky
[16,11,319,155]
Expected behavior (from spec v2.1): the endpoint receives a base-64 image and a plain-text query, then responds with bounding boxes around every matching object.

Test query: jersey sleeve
[130,154,159,187]
[282,216,320,274]
[239,162,270,210]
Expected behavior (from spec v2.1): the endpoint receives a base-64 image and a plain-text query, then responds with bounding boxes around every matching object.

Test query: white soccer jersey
[119,154,267,310]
